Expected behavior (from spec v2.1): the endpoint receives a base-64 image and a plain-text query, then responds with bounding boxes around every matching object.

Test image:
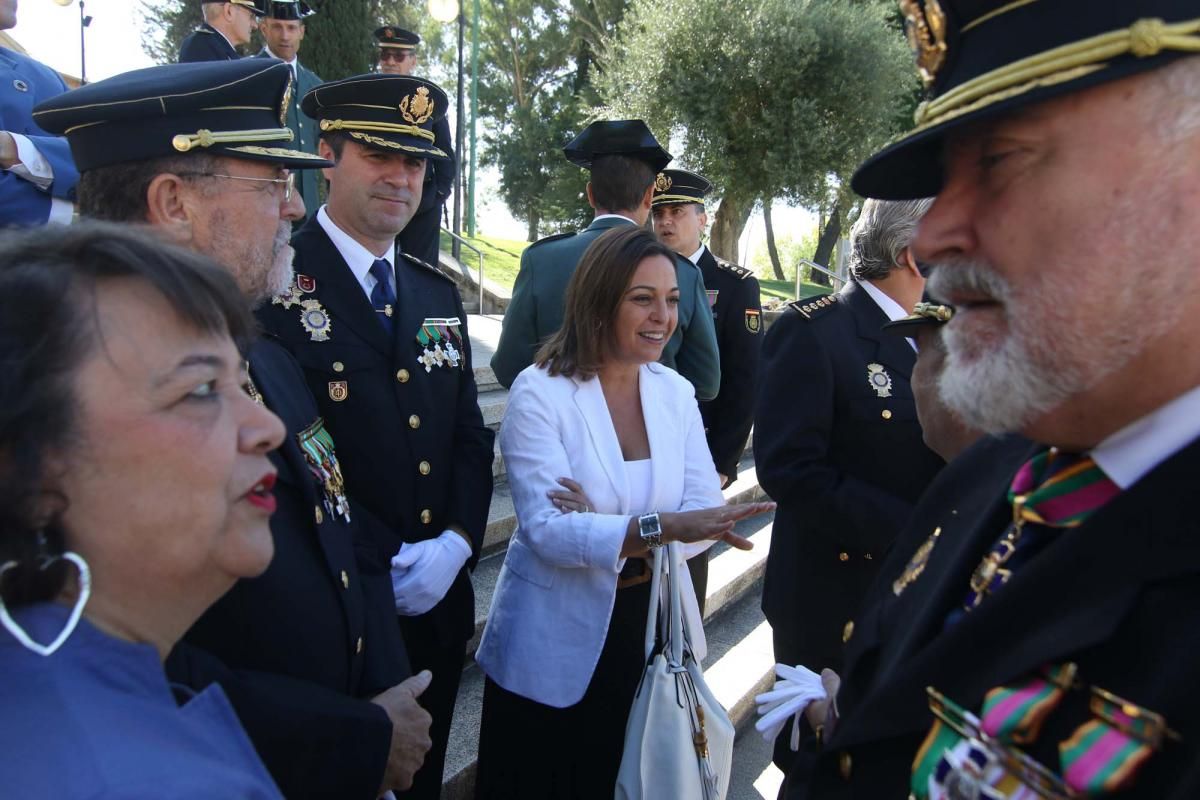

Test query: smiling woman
[473,226,774,799]
[0,222,286,798]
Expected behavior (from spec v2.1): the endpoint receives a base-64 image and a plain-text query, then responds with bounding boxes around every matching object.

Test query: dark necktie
[947,449,1119,626]
[370,258,396,335]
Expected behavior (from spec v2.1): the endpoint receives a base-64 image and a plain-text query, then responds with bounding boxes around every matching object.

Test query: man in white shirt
[788,2,1200,798]
[754,198,945,775]
[0,0,77,225]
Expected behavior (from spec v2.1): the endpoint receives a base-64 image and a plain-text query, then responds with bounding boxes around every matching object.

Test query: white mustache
[926,258,1012,304]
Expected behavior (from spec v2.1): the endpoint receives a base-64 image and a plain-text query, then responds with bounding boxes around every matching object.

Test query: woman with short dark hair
[0,222,287,797]
[474,226,773,799]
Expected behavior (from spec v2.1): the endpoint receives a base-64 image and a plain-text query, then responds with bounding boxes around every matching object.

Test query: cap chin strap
[0,551,92,657]
[319,118,437,143]
[172,127,295,153]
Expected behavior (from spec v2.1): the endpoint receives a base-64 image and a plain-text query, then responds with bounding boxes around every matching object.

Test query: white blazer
[475,362,725,708]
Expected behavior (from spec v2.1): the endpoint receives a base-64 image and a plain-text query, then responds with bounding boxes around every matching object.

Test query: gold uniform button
[340,570,349,589]
[838,751,853,780]
[838,552,850,562]
[881,409,893,420]
[355,636,364,654]
[418,460,431,476]
[332,361,345,373]
[420,509,432,524]
[396,369,410,383]
[314,506,324,525]
[409,415,421,429]
[842,620,855,643]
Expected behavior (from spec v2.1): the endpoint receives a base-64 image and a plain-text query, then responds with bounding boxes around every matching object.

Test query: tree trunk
[709,193,754,263]
[762,199,785,281]
[810,196,844,287]
[526,211,540,242]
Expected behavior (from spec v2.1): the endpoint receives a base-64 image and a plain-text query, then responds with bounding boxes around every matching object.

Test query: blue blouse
[1,603,283,798]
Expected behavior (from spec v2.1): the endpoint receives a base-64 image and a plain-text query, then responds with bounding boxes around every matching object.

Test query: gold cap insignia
[279,73,294,127]
[400,86,435,125]
[899,0,948,87]
[654,172,672,193]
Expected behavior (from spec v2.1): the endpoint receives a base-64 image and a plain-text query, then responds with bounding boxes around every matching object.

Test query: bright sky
[8,0,820,261]
[11,0,153,82]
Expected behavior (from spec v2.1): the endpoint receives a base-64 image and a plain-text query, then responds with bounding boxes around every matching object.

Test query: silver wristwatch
[638,512,664,549]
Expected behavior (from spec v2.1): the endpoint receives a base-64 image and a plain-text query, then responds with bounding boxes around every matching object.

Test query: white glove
[754,663,828,752]
[390,530,472,616]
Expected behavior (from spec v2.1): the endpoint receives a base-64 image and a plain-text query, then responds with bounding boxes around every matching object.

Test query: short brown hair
[589,154,656,213]
[535,226,677,380]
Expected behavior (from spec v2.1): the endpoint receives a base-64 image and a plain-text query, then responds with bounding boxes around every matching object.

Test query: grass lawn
[440,231,529,291]
[759,278,835,304]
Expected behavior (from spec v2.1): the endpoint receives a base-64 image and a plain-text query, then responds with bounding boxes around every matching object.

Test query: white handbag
[615,542,735,800]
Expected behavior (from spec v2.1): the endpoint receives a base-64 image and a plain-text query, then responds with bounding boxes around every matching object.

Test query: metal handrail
[441,227,485,314]
[796,258,845,299]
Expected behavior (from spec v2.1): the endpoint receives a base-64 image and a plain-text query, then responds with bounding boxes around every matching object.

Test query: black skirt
[473,579,652,800]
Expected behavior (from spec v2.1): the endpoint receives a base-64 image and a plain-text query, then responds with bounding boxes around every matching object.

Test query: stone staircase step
[477,389,508,430]
[442,573,773,800]
[728,718,785,800]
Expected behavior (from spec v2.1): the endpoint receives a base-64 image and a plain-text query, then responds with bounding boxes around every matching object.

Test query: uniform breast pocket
[293,346,379,404]
[504,537,556,589]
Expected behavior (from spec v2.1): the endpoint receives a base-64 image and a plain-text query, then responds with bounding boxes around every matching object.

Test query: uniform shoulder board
[525,230,577,251]
[788,294,839,321]
[399,251,455,284]
[715,257,753,280]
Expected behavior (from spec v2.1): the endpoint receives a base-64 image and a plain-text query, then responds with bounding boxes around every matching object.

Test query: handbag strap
[641,542,694,666]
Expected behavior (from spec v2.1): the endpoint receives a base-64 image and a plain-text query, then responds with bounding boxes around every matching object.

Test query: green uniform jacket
[259,52,322,217]
[490,215,721,398]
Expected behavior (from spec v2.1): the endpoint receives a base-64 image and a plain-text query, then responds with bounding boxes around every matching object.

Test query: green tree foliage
[597,0,915,256]
[140,0,200,64]
[476,0,631,240]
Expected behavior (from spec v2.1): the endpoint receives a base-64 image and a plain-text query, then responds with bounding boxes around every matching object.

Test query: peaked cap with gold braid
[651,168,714,208]
[32,59,330,171]
[302,74,450,161]
[853,0,1200,200]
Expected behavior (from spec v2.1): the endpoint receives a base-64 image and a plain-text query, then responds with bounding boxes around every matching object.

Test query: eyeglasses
[378,50,415,63]
[177,171,296,204]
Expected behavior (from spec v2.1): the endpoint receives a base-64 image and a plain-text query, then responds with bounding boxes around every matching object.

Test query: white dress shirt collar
[854,279,916,351]
[263,47,298,70]
[316,206,394,299]
[686,245,705,266]
[1091,383,1200,490]
[591,213,638,226]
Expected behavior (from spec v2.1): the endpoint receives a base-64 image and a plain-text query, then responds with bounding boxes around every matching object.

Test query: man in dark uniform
[257,0,322,219]
[651,167,762,610]
[257,73,495,800]
[179,0,262,63]
[491,120,721,399]
[375,25,455,269]
[754,197,943,772]
[785,2,1200,797]
[34,58,433,800]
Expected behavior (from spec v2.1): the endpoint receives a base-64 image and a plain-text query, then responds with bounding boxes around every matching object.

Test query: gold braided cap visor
[319,118,437,144]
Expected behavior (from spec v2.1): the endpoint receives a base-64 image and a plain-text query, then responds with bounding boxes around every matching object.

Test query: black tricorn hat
[33,59,330,171]
[563,120,672,171]
[651,168,713,207]
[262,0,315,20]
[882,293,955,337]
[853,1,1200,200]
[302,74,450,160]
[374,26,420,49]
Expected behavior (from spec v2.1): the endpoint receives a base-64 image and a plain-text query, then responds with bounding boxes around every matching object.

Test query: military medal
[299,298,332,342]
[296,418,351,523]
[867,363,893,397]
[296,274,317,293]
[416,317,464,372]
[705,289,719,312]
[893,526,942,596]
[745,308,761,333]
[328,381,349,402]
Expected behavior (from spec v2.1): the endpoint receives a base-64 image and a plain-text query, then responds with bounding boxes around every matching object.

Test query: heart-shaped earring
[0,551,92,657]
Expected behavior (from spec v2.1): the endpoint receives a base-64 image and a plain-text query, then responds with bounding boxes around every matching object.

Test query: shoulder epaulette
[788,294,838,321]
[399,251,455,284]
[526,231,576,250]
[715,257,753,280]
